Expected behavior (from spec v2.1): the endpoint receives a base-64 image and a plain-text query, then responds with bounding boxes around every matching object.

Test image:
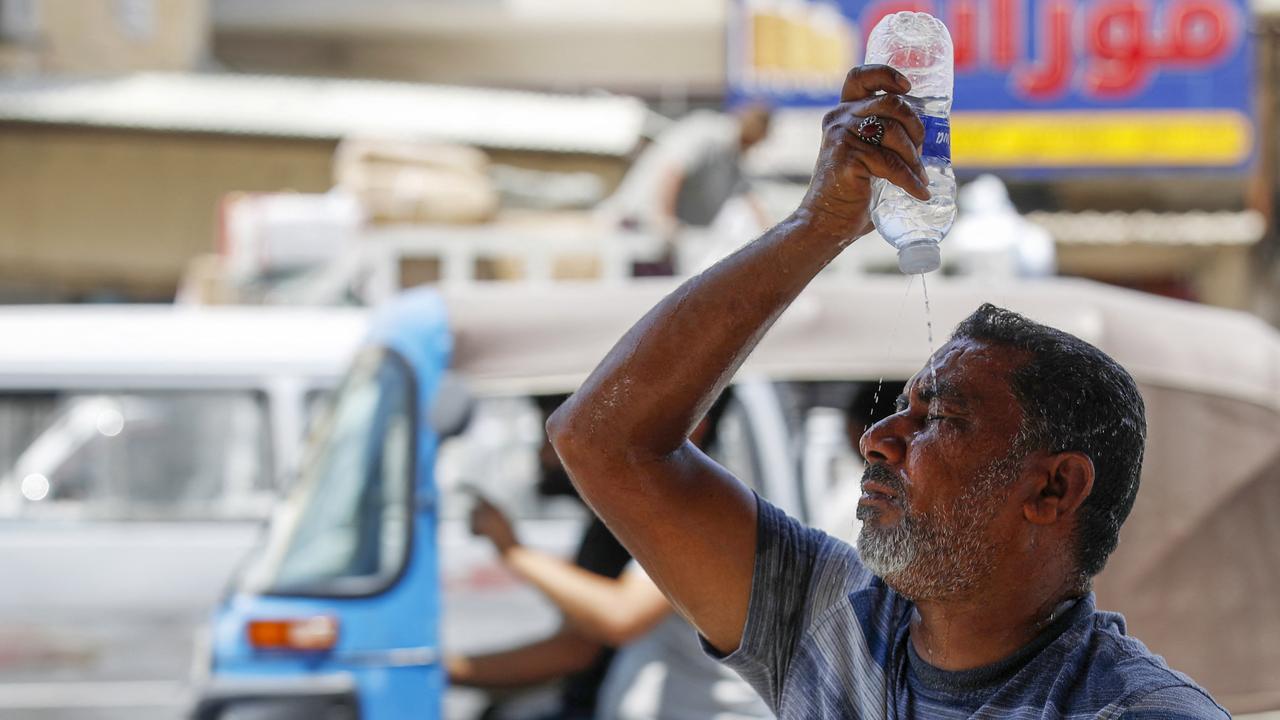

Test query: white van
[0,305,366,617]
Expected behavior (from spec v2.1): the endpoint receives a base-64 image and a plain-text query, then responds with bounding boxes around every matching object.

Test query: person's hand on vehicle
[470,496,519,556]
[799,64,929,241]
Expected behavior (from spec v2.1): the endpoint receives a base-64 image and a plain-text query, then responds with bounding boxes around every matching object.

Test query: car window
[0,390,273,520]
[244,348,414,596]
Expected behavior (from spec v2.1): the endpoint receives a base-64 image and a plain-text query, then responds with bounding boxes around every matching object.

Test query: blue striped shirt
[706,497,1229,719]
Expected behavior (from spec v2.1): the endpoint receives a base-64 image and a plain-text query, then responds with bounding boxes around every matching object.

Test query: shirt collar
[905,593,1095,695]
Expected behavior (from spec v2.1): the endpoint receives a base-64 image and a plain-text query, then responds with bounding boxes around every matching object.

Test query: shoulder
[755,498,909,655]
[754,497,873,597]
[1120,684,1230,719]
[1065,607,1228,718]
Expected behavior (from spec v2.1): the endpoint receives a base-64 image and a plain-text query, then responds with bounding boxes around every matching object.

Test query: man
[545,65,1227,718]
[604,105,773,276]
[667,104,772,229]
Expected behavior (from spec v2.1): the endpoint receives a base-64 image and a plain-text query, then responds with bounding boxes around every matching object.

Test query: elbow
[546,398,601,473]
[545,402,574,455]
[546,393,647,492]
[599,619,643,649]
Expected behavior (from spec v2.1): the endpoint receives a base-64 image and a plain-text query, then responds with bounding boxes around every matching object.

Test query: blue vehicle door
[201,290,450,720]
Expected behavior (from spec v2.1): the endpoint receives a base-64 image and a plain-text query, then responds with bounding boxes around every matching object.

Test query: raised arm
[547,65,928,654]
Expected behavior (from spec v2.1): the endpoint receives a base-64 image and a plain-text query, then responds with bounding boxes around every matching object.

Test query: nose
[860,415,907,466]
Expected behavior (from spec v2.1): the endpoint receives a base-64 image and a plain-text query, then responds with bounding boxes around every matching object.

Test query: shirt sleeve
[1122,684,1232,719]
[701,494,880,710]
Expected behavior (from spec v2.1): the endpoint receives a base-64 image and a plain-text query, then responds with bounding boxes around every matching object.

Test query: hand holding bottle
[798,65,930,243]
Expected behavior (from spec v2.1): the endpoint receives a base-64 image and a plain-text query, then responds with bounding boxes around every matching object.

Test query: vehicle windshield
[0,390,273,520]
[243,348,415,596]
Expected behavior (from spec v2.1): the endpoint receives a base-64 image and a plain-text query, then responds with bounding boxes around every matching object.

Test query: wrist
[495,537,522,560]
[791,204,868,247]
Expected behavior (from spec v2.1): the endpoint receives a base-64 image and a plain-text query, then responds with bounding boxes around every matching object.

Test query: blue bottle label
[922,116,951,163]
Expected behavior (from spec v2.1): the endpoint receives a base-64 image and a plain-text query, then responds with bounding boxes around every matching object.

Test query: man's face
[856,337,1032,600]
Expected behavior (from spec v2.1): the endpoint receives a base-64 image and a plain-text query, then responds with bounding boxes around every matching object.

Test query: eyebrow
[895,377,968,411]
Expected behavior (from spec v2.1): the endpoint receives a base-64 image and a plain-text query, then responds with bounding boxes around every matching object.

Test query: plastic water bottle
[865,12,956,275]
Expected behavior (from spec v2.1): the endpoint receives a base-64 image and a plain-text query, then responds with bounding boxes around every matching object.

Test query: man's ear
[1024,452,1094,526]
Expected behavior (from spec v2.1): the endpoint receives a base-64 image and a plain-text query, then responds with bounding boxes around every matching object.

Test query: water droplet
[873,274,917,413]
[921,273,937,390]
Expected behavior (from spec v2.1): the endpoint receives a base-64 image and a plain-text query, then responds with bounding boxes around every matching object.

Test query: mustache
[861,463,907,497]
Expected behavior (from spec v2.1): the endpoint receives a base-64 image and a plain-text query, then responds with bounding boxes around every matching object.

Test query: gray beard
[856,452,1023,600]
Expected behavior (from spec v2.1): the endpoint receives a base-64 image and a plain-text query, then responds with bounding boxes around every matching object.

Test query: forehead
[906,337,1026,410]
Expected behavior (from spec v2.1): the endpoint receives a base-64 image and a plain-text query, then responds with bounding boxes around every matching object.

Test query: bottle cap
[897,243,941,274]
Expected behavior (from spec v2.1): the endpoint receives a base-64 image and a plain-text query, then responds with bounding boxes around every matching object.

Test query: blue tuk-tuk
[194,289,454,720]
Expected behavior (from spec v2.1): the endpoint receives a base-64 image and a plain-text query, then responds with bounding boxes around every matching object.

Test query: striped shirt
[705,497,1230,719]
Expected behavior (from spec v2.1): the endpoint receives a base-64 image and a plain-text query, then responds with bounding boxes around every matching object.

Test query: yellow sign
[743,5,858,94]
[951,110,1254,167]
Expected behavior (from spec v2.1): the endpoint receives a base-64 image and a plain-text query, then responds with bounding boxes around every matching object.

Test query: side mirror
[429,372,474,439]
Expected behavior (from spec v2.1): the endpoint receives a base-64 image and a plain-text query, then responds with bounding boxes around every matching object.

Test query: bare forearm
[549,210,850,462]
[543,212,857,648]
[447,627,600,688]
[503,546,660,646]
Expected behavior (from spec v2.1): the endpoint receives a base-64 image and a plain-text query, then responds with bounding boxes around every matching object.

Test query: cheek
[904,424,966,467]
[901,427,991,510]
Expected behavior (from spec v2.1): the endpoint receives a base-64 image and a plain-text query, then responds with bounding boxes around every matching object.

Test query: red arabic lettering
[950,0,980,71]
[1014,0,1075,99]
[848,0,1240,101]
[1084,0,1238,96]
[992,0,1022,69]
[1086,0,1153,96]
[1166,0,1235,63]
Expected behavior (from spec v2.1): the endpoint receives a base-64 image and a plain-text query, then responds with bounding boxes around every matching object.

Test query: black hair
[951,304,1147,581]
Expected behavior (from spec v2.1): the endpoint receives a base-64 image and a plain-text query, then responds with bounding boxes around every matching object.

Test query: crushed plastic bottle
[865,11,956,275]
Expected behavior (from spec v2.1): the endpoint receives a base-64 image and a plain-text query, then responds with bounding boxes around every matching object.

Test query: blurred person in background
[448,395,633,720]
[603,105,773,276]
[447,394,773,720]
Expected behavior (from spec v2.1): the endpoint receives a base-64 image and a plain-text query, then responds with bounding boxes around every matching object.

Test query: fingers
[840,64,911,103]
[854,141,932,202]
[860,93,925,148]
[823,103,930,201]
[847,117,923,182]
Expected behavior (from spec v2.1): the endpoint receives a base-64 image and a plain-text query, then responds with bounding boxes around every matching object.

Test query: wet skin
[858,337,1031,537]
[859,337,1100,669]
